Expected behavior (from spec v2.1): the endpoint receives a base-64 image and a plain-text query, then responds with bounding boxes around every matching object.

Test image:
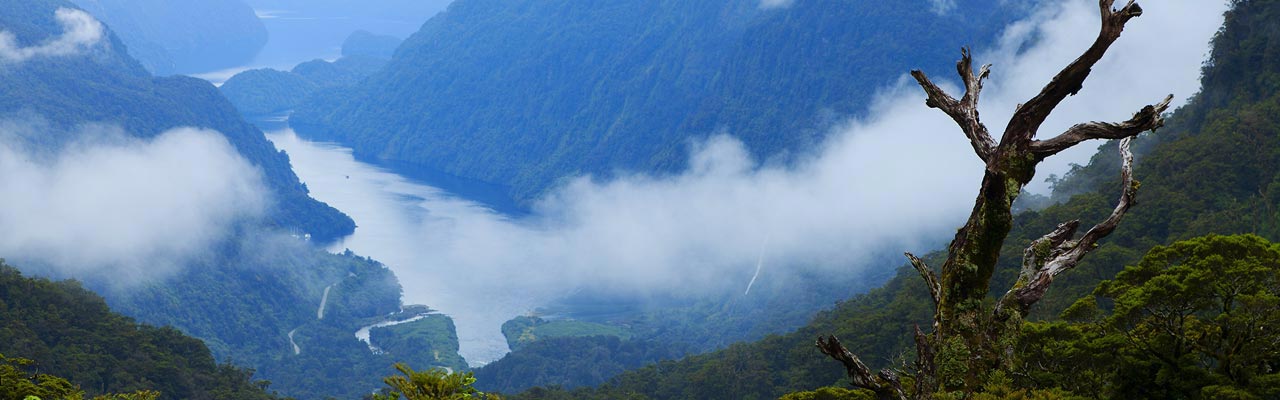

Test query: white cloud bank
[0,8,104,64]
[0,125,269,284]
[277,0,1228,363]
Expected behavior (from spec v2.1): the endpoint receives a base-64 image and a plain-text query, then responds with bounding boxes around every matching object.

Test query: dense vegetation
[1015,233,1280,398]
[0,0,354,242]
[472,259,892,394]
[221,69,319,116]
[476,335,682,394]
[0,3,466,399]
[369,363,501,400]
[105,238,467,400]
[9,0,1280,398]
[0,262,283,400]
[342,30,402,58]
[70,0,267,74]
[291,55,386,88]
[500,316,631,352]
[491,0,1280,398]
[291,0,1032,203]
[221,32,392,117]
[370,315,470,373]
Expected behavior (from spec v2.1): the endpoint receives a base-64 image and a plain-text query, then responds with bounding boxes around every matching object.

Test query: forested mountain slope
[70,0,267,75]
[0,3,461,399]
[0,262,284,400]
[501,0,1280,398]
[0,0,354,242]
[292,0,1032,203]
[220,33,395,116]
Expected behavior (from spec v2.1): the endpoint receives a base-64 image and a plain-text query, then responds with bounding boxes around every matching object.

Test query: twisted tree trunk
[819,1,1170,397]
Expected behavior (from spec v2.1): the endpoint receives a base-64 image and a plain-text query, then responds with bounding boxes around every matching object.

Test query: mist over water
[267,129,527,364]
[263,0,1227,366]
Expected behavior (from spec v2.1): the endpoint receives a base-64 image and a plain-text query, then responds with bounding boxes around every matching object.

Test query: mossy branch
[1003,0,1148,145]
[1031,95,1172,159]
[910,47,995,162]
[905,252,941,310]
[999,137,1140,319]
[816,335,907,400]
[822,0,1158,394]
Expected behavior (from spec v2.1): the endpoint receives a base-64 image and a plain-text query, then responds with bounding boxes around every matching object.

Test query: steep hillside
[0,3,463,398]
[292,0,1030,203]
[0,261,284,400]
[500,1,1280,398]
[342,30,402,58]
[0,0,354,242]
[473,264,891,394]
[70,0,267,74]
[220,51,389,117]
[220,68,318,116]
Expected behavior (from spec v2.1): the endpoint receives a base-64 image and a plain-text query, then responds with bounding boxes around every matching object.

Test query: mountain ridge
[292,0,1032,204]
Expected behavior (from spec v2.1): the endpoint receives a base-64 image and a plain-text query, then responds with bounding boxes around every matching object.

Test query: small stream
[288,328,301,355]
[317,283,335,320]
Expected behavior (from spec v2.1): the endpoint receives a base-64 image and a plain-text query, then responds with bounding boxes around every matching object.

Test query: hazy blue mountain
[220,54,389,117]
[343,30,402,58]
[221,68,319,116]
[496,2,1280,397]
[292,54,388,87]
[70,0,267,75]
[292,0,1032,204]
[245,0,450,33]
[242,0,449,67]
[0,2,462,398]
[220,28,396,118]
[0,0,353,241]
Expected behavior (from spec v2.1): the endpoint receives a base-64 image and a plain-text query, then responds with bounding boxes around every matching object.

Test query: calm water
[266,128,542,365]
[193,3,452,85]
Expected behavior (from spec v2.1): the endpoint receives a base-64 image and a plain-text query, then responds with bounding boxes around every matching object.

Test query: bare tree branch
[998,137,1140,317]
[1003,0,1146,145]
[910,47,996,162]
[905,252,941,307]
[817,335,907,400]
[995,220,1079,320]
[1068,136,1139,253]
[1031,94,1172,158]
[823,1,1155,392]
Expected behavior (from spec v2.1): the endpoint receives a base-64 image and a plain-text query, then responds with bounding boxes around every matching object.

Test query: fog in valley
[0,0,1228,365]
[270,0,1226,362]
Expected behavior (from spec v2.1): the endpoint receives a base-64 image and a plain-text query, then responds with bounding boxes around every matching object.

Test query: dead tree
[818,1,1170,398]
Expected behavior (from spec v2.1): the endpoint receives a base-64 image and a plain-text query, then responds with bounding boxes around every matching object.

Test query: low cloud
[278,0,1227,363]
[929,0,957,15]
[758,0,794,10]
[0,123,269,285]
[0,8,104,64]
